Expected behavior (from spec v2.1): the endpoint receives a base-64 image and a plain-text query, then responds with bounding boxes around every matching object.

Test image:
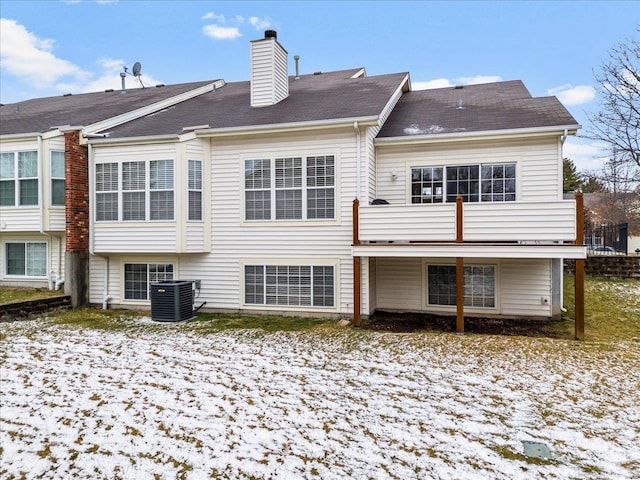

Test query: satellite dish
[132,62,142,77]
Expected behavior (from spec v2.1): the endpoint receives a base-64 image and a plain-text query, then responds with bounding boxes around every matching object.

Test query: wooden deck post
[455,196,464,333]
[574,192,585,340]
[353,256,361,327]
[352,198,361,327]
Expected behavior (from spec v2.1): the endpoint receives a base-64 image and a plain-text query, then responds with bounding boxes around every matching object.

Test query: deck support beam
[455,196,464,333]
[574,192,585,340]
[353,198,361,327]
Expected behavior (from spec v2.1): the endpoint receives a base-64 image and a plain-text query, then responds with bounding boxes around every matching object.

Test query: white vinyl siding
[50,151,65,206]
[376,137,562,205]
[0,151,38,206]
[244,155,335,221]
[250,38,289,107]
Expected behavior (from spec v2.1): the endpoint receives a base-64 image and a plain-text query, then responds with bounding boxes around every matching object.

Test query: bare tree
[587,28,640,168]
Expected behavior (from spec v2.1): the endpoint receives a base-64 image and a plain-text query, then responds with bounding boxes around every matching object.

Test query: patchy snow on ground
[1,319,639,479]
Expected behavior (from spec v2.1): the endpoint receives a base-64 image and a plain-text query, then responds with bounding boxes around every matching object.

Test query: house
[0,79,220,304]
[0,31,587,337]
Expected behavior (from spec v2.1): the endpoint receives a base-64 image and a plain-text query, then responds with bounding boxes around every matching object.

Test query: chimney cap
[264,30,277,39]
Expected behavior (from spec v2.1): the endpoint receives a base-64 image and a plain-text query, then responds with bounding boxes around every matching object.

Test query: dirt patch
[362,311,573,338]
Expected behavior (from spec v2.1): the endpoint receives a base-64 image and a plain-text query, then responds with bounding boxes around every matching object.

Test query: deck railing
[355,197,580,244]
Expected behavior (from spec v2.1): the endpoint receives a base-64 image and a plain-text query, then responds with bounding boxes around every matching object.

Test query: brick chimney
[64,130,89,308]
[250,30,289,107]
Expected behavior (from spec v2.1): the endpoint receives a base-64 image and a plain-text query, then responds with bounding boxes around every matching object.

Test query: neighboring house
[0,31,587,335]
[0,80,220,302]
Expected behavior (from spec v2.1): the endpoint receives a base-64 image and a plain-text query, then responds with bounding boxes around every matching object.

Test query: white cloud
[201,12,225,22]
[413,75,503,91]
[412,78,453,90]
[248,16,272,30]
[0,18,91,88]
[563,137,609,172]
[457,75,502,85]
[548,84,596,106]
[202,24,242,40]
[56,57,163,94]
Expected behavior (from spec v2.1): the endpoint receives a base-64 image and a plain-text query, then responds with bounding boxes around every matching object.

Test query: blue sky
[1,0,638,171]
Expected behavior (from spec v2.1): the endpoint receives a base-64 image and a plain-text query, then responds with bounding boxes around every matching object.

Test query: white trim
[353,243,587,259]
[375,125,581,146]
[85,82,221,134]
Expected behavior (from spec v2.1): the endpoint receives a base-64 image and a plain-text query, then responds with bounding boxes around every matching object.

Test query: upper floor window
[0,151,38,207]
[245,155,335,221]
[188,160,202,221]
[411,163,516,204]
[95,160,174,222]
[5,241,47,277]
[51,151,65,206]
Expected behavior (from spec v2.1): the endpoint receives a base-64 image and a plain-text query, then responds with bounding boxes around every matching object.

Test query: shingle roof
[0,81,213,136]
[377,80,579,138]
[102,69,409,138]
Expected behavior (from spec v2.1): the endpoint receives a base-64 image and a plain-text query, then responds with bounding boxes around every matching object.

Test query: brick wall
[64,130,89,252]
[565,256,640,279]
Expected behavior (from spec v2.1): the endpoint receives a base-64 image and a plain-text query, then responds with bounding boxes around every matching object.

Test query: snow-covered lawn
[1,317,639,479]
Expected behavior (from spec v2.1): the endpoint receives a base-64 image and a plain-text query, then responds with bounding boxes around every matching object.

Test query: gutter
[375,124,581,146]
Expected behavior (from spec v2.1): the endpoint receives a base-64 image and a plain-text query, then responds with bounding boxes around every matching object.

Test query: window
[0,151,38,206]
[411,163,516,204]
[427,264,495,308]
[188,160,202,221]
[124,263,173,300]
[96,160,174,222]
[446,165,479,203]
[411,167,443,203]
[96,163,118,221]
[51,151,65,206]
[245,155,335,221]
[245,264,335,307]
[481,164,516,202]
[5,242,47,277]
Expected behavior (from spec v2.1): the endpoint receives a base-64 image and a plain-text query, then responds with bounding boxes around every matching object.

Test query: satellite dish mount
[120,62,145,91]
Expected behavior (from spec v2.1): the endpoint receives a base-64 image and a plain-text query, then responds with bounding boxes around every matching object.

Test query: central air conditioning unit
[150,280,195,322]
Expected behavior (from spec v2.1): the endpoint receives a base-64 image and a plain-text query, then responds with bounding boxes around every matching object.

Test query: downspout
[36,135,55,290]
[87,142,111,309]
[559,128,568,312]
[353,121,362,327]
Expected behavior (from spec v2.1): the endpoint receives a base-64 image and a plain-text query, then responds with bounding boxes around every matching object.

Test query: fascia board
[1,132,44,141]
[87,134,180,146]
[194,116,380,138]
[374,124,581,146]
[352,243,588,259]
[377,74,411,127]
[84,82,219,134]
